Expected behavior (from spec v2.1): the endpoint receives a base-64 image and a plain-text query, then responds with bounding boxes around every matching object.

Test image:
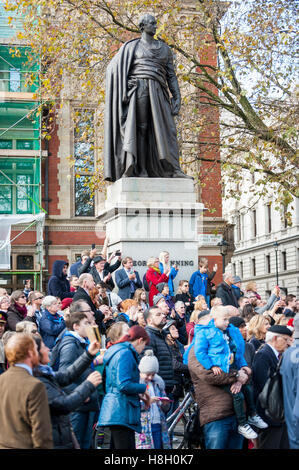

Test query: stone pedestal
[97,178,204,291]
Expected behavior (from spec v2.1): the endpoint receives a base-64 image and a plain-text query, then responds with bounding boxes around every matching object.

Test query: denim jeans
[70,410,98,449]
[151,423,162,449]
[203,415,244,449]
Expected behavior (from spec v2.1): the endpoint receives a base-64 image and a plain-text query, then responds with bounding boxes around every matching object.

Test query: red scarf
[14,303,28,318]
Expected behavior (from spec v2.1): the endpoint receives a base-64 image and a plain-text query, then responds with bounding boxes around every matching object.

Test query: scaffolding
[0,8,45,291]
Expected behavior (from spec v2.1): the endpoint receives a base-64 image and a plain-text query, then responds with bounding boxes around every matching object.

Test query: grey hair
[175,301,185,310]
[265,331,279,343]
[78,273,93,287]
[223,272,233,281]
[42,295,58,309]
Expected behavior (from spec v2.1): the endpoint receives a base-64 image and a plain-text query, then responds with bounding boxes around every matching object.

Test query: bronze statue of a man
[104,14,190,181]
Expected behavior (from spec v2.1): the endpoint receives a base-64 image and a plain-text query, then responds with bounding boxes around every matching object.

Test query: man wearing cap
[252,325,293,449]
[78,250,121,291]
[280,314,299,448]
[231,276,244,301]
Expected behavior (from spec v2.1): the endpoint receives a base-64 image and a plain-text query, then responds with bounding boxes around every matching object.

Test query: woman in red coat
[145,257,170,306]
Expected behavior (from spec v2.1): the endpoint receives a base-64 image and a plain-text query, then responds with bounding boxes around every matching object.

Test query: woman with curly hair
[133,289,149,312]
[247,315,271,351]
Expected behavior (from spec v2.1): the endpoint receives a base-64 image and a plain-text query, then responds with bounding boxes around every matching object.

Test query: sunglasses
[35,296,44,300]
[19,295,26,299]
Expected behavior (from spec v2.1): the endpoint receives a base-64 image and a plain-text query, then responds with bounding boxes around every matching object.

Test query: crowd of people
[0,246,298,450]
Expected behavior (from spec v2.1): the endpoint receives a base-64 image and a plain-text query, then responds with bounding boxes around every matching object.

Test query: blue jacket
[193,319,247,373]
[115,268,142,300]
[189,270,208,298]
[98,342,146,432]
[39,310,66,350]
[47,260,74,300]
[69,260,82,277]
[280,339,299,448]
[159,263,178,297]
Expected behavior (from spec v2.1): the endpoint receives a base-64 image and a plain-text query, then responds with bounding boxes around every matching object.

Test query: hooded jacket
[47,260,74,300]
[193,319,247,373]
[98,342,146,432]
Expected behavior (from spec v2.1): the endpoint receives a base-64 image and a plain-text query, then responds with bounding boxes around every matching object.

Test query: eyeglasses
[35,296,44,300]
[19,295,26,299]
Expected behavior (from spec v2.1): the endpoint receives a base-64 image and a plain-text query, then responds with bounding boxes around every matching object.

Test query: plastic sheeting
[0,213,45,269]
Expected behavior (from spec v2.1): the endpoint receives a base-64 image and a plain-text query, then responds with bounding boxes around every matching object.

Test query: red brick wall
[47,121,61,216]
[198,34,222,218]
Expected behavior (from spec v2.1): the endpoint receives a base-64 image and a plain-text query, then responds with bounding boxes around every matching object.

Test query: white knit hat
[138,349,159,374]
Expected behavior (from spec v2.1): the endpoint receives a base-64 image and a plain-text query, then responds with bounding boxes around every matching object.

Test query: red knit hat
[61,298,73,310]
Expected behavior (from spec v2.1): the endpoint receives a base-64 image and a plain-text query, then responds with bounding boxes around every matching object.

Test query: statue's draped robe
[104,39,181,182]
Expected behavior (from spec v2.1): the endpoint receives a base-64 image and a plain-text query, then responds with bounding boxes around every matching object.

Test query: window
[252,258,256,276]
[9,68,21,92]
[282,205,288,229]
[232,263,236,276]
[252,209,257,238]
[239,261,243,278]
[17,255,34,270]
[266,255,271,273]
[0,158,40,214]
[74,109,95,217]
[267,204,272,234]
[282,251,287,271]
[237,214,242,241]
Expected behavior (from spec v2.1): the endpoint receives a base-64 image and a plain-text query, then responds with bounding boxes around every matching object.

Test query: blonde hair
[210,305,228,318]
[199,257,208,268]
[133,288,146,304]
[246,281,257,292]
[247,314,269,340]
[189,309,201,323]
[106,322,129,345]
[5,333,36,366]
[159,251,170,271]
[194,295,207,312]
[15,321,38,334]
[147,256,158,268]
[176,280,189,295]
[211,297,222,307]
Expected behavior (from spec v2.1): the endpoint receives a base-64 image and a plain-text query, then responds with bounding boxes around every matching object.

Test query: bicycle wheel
[171,412,189,449]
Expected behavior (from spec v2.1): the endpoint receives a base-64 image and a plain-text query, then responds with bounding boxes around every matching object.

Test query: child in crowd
[194,306,268,440]
[189,258,216,308]
[135,350,171,449]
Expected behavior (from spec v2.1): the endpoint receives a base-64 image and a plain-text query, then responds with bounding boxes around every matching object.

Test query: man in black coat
[252,325,292,449]
[78,252,121,291]
[216,273,239,308]
[143,306,175,396]
[72,274,104,332]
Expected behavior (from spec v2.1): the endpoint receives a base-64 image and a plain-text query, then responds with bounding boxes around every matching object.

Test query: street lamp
[217,239,229,273]
[273,241,279,286]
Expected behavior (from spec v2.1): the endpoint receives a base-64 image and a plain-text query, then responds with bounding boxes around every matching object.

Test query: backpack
[143,273,152,292]
[258,360,284,424]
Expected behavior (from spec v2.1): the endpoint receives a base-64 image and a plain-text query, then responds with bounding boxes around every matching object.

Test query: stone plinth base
[97,178,204,289]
